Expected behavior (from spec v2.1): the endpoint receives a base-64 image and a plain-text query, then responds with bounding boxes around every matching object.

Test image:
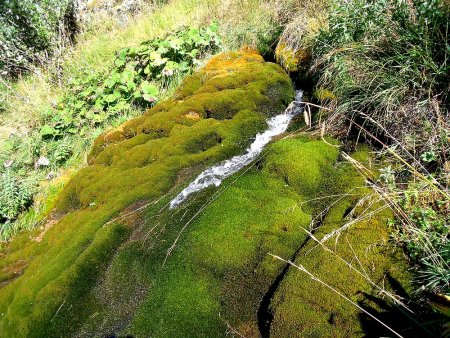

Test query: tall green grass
[310,0,450,296]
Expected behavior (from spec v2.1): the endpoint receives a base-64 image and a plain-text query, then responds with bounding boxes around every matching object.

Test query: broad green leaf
[144,65,152,75]
[121,69,134,84]
[168,37,184,50]
[74,101,85,109]
[157,45,169,54]
[118,48,128,60]
[141,81,159,95]
[104,94,118,103]
[113,90,122,99]
[114,58,126,67]
[128,47,138,57]
[209,21,219,32]
[127,81,136,90]
[188,49,199,58]
[141,81,159,102]
[150,51,167,66]
[40,125,56,137]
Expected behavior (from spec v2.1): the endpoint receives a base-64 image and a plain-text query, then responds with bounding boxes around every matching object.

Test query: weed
[0,170,34,223]
[311,0,450,297]
[39,23,220,139]
[0,0,77,77]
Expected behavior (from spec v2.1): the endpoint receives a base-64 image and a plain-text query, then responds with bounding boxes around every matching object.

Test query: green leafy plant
[51,139,73,164]
[378,166,395,188]
[0,170,34,223]
[391,186,450,293]
[39,23,221,139]
[421,151,437,163]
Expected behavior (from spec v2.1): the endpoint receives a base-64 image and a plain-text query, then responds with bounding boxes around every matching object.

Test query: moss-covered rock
[0,49,415,338]
[75,137,342,337]
[275,13,325,75]
[74,138,415,338]
[275,43,311,74]
[0,50,294,337]
[269,148,415,337]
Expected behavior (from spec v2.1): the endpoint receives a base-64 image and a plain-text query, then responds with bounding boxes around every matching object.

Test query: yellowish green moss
[275,43,310,73]
[73,137,343,337]
[269,148,415,338]
[276,13,325,74]
[313,87,336,101]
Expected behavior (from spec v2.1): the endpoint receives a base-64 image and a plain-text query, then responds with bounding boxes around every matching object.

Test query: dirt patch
[31,212,65,242]
[0,259,28,287]
[184,111,201,121]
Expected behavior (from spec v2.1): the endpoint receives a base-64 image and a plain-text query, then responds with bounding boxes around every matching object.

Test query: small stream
[169,90,304,209]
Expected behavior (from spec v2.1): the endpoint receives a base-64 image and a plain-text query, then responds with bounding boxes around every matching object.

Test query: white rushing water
[169,90,304,209]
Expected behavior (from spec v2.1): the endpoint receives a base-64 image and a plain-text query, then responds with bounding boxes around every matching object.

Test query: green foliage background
[0,0,77,77]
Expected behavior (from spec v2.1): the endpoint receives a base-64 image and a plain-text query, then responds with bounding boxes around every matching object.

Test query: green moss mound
[0,50,294,338]
[72,137,414,338]
[72,137,342,337]
[269,148,416,338]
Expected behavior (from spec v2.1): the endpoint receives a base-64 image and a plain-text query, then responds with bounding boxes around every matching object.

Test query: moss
[0,131,414,338]
[105,138,341,337]
[263,137,340,195]
[121,140,413,338]
[275,43,310,73]
[276,12,325,74]
[0,49,414,337]
[269,149,415,338]
[313,87,336,101]
[0,50,294,337]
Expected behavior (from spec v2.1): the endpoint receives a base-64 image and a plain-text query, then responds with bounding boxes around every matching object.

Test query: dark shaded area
[257,214,321,337]
[259,26,284,64]
[358,273,443,338]
[257,247,301,338]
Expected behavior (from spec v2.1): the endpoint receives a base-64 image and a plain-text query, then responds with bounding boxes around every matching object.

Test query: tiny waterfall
[169,90,304,209]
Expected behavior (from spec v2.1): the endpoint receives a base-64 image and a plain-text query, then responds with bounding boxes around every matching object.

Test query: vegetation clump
[40,23,221,139]
[309,0,450,297]
[0,0,77,77]
[274,0,328,75]
[0,169,33,223]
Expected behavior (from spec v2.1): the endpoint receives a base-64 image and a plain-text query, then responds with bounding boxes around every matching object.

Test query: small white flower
[3,160,13,168]
[35,156,50,168]
[162,69,174,77]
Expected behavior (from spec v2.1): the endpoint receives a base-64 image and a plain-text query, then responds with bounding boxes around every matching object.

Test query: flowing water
[169,90,304,209]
